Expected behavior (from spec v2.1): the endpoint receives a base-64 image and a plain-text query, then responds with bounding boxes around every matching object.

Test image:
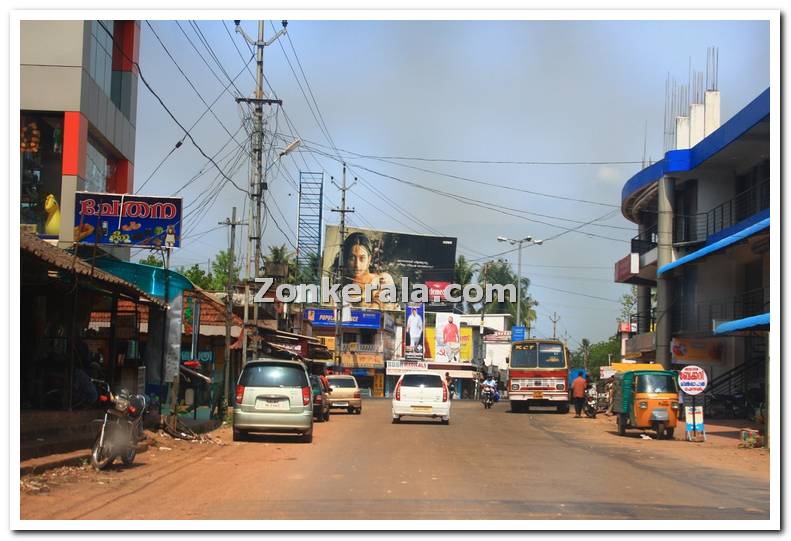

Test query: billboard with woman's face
[322,225,457,310]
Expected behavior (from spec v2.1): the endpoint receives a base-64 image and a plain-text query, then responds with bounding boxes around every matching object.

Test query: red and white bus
[508,339,570,413]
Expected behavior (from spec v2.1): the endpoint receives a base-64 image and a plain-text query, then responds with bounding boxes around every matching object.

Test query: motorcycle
[91,382,148,470]
[481,387,495,409]
[583,386,598,418]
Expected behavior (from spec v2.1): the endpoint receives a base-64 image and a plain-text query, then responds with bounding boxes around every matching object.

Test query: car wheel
[392,416,400,424]
[299,430,313,443]
[665,427,675,439]
[356,408,362,415]
[347,407,355,414]
[617,414,627,436]
[558,404,570,414]
[233,428,247,442]
[441,418,450,425]
[324,410,331,422]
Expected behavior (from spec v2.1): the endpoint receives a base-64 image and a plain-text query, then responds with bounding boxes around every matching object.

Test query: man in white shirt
[406,307,423,351]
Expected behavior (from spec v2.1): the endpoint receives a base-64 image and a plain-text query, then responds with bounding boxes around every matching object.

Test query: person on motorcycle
[482,375,497,401]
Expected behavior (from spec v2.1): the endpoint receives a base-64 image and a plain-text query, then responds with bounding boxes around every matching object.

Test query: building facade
[21,20,140,254]
[615,88,770,408]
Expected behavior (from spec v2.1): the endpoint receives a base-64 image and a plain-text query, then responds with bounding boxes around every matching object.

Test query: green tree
[476,259,537,328]
[176,263,214,290]
[139,253,163,267]
[619,285,638,323]
[210,250,241,291]
[296,252,321,285]
[573,335,621,376]
[263,244,299,283]
[454,255,478,314]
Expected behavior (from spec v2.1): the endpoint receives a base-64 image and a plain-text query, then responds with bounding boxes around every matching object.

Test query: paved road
[21,400,769,520]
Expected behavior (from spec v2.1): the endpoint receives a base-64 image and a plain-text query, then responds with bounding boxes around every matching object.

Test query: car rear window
[327,377,357,388]
[401,374,443,388]
[240,363,308,388]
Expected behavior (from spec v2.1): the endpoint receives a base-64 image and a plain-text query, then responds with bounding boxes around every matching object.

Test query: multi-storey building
[615,87,770,405]
[20,20,140,256]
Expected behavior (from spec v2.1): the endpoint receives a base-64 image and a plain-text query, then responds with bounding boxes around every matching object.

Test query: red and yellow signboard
[671,338,723,364]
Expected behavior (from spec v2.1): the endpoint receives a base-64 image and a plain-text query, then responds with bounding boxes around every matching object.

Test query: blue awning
[93,258,194,301]
[657,218,769,276]
[714,313,770,335]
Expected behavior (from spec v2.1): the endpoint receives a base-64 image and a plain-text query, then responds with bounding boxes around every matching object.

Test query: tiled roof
[21,231,165,308]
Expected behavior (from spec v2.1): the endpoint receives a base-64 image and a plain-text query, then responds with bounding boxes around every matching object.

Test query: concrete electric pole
[331,164,356,369]
[220,207,245,412]
[550,312,560,339]
[234,20,286,363]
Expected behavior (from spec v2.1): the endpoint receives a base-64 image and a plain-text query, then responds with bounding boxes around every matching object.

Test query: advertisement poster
[74,192,183,248]
[435,314,463,363]
[671,338,723,364]
[303,308,381,329]
[322,225,457,309]
[459,327,473,362]
[404,303,425,361]
[424,327,436,359]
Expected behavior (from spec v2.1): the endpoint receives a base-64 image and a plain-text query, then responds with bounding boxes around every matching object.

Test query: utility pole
[331,165,356,369]
[550,312,560,339]
[234,20,286,364]
[220,208,245,415]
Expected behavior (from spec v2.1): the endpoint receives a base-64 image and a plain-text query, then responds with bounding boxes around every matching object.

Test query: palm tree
[454,255,478,314]
[477,259,537,328]
[580,338,591,371]
[263,244,298,283]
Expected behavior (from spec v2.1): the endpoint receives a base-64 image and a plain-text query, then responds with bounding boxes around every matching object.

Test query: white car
[392,372,451,425]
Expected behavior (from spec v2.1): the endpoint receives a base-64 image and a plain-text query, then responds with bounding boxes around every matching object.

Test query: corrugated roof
[21,231,166,308]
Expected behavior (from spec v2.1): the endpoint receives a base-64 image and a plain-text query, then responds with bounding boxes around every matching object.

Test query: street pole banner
[74,192,183,248]
[404,303,425,361]
[435,313,462,363]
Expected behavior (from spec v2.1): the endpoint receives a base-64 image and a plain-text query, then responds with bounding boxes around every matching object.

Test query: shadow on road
[239,433,306,444]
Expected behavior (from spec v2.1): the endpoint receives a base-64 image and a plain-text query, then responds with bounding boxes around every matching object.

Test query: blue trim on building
[706,208,770,245]
[621,88,770,205]
[714,313,769,335]
[94,259,194,301]
[657,218,769,276]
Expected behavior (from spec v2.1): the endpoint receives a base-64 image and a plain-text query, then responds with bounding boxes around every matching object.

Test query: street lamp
[497,235,543,326]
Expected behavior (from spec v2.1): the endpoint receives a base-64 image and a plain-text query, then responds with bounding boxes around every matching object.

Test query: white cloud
[595,165,623,186]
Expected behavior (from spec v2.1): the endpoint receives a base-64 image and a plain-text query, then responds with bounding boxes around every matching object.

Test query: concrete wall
[484,342,511,372]
[457,314,512,331]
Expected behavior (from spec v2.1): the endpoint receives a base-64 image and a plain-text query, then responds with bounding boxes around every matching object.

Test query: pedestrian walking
[445,372,454,399]
[571,373,587,418]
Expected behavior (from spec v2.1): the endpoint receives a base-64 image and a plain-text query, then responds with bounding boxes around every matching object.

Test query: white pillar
[704,90,721,137]
[689,103,705,147]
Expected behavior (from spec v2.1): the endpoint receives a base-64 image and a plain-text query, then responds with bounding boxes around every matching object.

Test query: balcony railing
[671,287,769,334]
[629,311,656,334]
[631,225,658,255]
[673,180,770,245]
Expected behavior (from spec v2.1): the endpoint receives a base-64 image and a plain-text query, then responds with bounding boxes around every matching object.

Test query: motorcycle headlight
[639,401,648,409]
[671,401,679,409]
[114,396,129,412]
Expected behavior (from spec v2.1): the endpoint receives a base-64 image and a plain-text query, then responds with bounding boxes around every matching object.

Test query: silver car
[232,358,314,443]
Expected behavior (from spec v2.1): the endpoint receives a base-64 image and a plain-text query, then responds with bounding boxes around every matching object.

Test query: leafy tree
[296,252,321,285]
[573,335,621,376]
[176,263,214,290]
[619,285,638,323]
[476,259,537,328]
[210,250,241,291]
[139,253,163,267]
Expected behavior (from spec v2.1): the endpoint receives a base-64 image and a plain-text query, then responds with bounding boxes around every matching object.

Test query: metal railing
[631,225,658,255]
[672,287,769,334]
[628,311,656,334]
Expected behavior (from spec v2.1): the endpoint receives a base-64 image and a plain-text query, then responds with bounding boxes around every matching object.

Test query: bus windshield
[511,342,567,369]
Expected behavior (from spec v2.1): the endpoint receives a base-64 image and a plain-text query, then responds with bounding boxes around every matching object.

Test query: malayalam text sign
[679,365,708,396]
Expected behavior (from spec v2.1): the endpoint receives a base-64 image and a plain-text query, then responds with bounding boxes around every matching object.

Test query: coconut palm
[476,259,537,328]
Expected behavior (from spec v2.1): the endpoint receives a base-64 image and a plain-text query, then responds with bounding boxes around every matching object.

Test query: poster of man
[404,303,424,361]
[322,225,457,310]
[436,314,462,363]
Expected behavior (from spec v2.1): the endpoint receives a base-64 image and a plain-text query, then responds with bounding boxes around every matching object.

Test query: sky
[131,18,770,346]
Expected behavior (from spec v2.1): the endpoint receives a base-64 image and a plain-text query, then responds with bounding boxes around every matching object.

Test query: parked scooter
[584,385,598,418]
[91,382,148,470]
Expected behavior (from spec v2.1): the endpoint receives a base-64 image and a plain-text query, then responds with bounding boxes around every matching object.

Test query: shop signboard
[74,192,182,248]
[303,308,381,329]
[387,360,429,371]
[460,327,473,362]
[671,338,723,364]
[435,314,464,363]
[685,406,705,433]
[484,330,512,342]
[511,326,526,342]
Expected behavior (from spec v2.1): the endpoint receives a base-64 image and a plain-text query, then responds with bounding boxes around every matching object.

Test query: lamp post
[496,235,543,326]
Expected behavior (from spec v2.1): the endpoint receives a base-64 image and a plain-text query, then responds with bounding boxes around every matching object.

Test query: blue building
[614,88,770,407]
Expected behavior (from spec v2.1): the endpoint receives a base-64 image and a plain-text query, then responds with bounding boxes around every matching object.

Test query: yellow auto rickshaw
[612,370,680,439]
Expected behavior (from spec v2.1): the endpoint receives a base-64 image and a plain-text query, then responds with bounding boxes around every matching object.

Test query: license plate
[411,405,432,411]
[533,391,544,399]
[334,402,349,407]
[256,398,288,410]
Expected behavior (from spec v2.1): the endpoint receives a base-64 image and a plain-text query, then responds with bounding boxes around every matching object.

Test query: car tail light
[99,394,109,402]
[442,384,448,402]
[235,385,245,404]
[127,405,137,415]
[302,386,311,406]
[354,390,361,399]
[395,380,402,401]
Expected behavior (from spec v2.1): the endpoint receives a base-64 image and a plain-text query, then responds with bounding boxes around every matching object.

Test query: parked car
[310,375,331,422]
[232,358,314,443]
[392,372,450,425]
[325,375,362,414]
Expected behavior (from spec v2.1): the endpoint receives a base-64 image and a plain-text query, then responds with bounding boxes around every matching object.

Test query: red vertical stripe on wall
[62,112,87,178]
[110,160,134,194]
[112,21,140,72]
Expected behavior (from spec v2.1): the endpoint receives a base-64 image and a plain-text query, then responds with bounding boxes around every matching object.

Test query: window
[85,140,111,193]
[240,363,307,388]
[20,113,64,236]
[89,21,115,99]
[635,374,677,394]
[511,342,567,368]
[327,377,357,388]
[401,374,443,388]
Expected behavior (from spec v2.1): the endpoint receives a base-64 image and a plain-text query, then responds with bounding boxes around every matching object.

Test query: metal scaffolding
[297,172,324,272]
